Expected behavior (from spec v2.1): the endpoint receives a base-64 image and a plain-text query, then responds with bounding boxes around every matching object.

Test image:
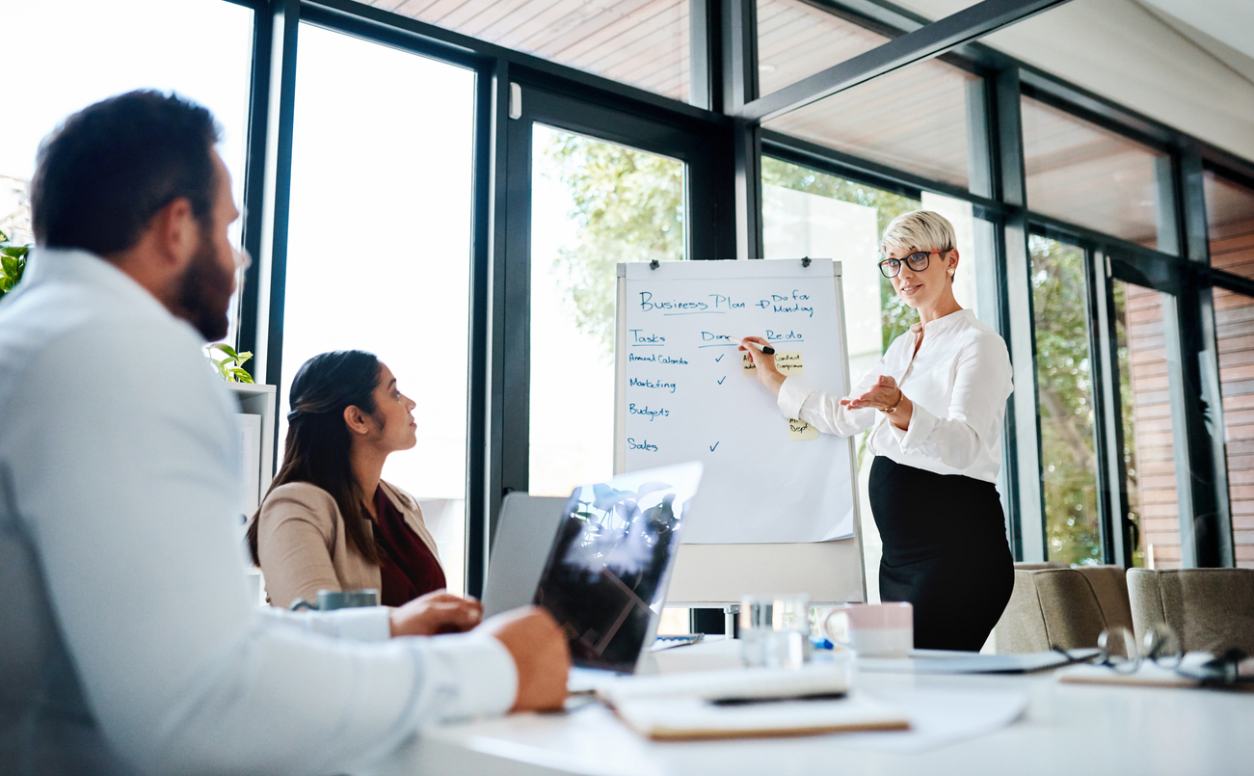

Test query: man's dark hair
[30,90,222,255]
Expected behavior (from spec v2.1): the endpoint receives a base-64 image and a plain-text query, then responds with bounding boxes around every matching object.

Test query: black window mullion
[993,67,1044,562]
[1176,144,1234,566]
[468,59,511,598]
[259,0,302,421]
[237,0,274,362]
[1089,249,1131,566]
[720,0,757,112]
[498,85,534,504]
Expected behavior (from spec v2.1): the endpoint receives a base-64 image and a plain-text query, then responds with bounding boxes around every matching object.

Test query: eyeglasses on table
[1051,623,1251,688]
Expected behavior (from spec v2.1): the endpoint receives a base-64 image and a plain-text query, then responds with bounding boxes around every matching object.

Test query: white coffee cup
[822,602,913,657]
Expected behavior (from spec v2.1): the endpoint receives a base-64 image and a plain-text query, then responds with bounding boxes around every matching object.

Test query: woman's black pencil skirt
[868,456,1014,651]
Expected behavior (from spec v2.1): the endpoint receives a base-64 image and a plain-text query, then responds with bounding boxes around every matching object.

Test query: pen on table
[743,340,776,355]
[710,691,847,706]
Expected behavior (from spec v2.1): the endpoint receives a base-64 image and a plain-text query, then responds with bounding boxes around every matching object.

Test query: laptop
[481,494,568,618]
[530,462,704,681]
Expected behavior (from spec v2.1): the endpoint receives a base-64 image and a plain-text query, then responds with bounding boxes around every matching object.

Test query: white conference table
[381,641,1252,776]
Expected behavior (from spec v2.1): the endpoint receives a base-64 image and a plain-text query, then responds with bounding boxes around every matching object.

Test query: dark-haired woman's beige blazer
[253,480,441,608]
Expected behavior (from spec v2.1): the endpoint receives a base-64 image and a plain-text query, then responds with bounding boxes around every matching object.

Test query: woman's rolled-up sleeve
[890,333,1012,469]
[777,363,882,438]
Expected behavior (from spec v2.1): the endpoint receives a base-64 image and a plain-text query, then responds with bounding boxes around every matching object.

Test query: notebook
[597,665,907,741]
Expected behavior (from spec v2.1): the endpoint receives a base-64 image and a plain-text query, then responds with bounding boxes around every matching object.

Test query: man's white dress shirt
[0,249,516,774]
[777,309,1013,484]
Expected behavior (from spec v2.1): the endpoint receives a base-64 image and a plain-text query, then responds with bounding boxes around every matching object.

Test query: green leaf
[209,343,240,359]
[234,350,253,367]
[228,367,255,384]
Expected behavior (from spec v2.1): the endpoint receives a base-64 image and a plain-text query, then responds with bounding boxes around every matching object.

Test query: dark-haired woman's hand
[389,591,483,637]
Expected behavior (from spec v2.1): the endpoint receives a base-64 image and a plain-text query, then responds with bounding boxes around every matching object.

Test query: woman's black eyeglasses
[879,250,937,279]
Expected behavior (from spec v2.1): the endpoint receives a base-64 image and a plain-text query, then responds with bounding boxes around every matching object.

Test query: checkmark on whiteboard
[709,441,720,452]
[715,353,726,363]
[716,376,726,385]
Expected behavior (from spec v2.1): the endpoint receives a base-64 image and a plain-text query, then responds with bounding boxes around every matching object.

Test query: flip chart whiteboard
[614,259,858,545]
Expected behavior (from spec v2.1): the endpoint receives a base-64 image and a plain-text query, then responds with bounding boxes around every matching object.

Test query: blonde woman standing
[742,210,1014,651]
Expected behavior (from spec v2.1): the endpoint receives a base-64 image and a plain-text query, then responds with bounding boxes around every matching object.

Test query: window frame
[221,0,1254,596]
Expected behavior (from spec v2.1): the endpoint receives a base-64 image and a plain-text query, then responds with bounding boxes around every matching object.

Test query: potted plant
[0,228,30,299]
[207,343,255,384]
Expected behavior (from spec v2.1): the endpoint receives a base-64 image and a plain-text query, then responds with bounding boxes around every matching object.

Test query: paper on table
[610,692,909,741]
[857,649,1100,675]
[599,663,849,704]
[833,688,1029,754]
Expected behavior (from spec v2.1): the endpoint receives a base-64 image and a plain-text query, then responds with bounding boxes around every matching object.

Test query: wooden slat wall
[1022,97,1162,246]
[373,0,690,101]
[765,59,979,188]
[1213,212,1254,569]
[756,0,887,97]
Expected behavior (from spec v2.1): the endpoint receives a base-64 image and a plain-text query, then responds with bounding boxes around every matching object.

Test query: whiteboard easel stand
[614,259,868,636]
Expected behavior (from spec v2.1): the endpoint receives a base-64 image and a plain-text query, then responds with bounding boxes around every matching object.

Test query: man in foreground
[0,90,568,774]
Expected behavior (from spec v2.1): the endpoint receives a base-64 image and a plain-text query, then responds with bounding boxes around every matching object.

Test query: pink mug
[822,602,913,657]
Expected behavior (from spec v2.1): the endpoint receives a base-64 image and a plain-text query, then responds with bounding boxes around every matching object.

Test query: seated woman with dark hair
[248,350,456,609]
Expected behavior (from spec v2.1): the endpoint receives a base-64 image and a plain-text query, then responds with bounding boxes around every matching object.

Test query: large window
[528,125,687,496]
[1030,235,1102,564]
[1,0,253,333]
[279,24,477,592]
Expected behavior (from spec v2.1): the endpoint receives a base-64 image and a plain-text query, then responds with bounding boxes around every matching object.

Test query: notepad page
[598,664,850,704]
[611,693,909,741]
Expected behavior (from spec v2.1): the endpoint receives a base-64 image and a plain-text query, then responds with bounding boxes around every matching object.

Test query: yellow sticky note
[776,352,804,373]
[788,418,818,440]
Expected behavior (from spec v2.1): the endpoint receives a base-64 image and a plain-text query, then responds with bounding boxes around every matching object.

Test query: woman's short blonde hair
[879,210,956,257]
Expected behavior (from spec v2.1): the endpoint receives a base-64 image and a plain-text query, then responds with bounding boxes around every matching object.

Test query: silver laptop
[531,462,703,677]
[482,494,568,618]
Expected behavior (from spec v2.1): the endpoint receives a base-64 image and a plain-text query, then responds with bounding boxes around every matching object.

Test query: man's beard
[178,233,234,342]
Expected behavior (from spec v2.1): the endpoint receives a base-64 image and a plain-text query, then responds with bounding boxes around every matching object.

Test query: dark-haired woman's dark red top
[372,486,446,606]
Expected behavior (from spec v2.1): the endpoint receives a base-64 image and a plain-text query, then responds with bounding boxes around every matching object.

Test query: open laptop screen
[533,463,702,672]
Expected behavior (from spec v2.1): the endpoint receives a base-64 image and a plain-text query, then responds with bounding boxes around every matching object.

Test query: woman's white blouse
[777,309,1013,484]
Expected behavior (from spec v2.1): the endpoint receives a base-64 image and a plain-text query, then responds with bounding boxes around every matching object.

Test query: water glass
[739,593,812,669]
